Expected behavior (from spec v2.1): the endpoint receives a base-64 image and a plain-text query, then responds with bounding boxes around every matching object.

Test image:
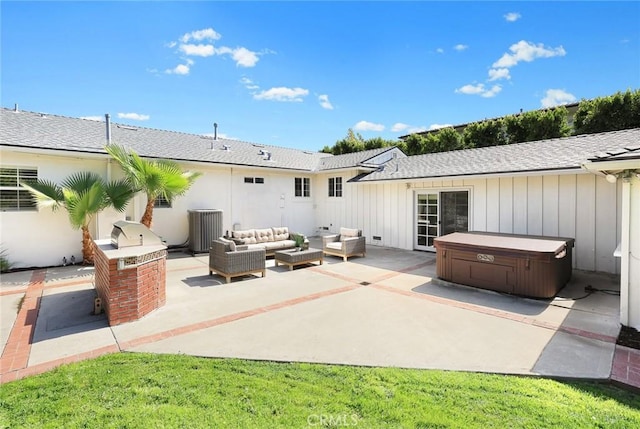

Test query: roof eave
[582,158,640,172]
[353,167,587,183]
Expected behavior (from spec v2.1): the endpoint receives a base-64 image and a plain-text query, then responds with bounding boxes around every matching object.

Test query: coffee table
[274,248,323,271]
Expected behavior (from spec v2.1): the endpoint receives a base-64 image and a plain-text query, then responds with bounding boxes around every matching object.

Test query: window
[244,177,264,184]
[244,177,254,183]
[254,177,264,184]
[154,194,171,208]
[295,177,310,197]
[0,167,38,211]
[328,177,342,197]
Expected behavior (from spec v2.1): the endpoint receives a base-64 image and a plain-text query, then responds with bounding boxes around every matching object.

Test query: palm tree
[21,172,134,264]
[105,144,202,228]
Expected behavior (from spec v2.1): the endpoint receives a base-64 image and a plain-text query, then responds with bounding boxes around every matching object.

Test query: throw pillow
[218,236,236,251]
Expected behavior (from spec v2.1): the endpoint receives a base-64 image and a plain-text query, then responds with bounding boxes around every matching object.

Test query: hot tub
[433,232,574,299]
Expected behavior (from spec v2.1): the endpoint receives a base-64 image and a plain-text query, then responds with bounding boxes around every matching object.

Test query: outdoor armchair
[209,239,266,283]
[322,227,366,261]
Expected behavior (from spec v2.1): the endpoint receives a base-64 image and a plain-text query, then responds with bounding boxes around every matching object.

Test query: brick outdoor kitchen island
[93,221,167,326]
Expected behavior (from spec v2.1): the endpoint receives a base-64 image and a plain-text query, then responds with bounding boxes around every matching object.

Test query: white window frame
[295,177,311,197]
[328,177,342,198]
[0,166,38,211]
[154,194,172,208]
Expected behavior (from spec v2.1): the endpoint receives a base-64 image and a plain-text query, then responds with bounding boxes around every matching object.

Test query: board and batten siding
[316,170,621,274]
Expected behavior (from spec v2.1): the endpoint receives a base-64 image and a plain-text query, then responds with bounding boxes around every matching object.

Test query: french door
[415,190,469,251]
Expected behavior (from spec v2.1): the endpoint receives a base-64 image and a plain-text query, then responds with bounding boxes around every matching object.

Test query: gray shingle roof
[0,108,334,171]
[317,147,400,171]
[588,143,640,161]
[357,128,640,182]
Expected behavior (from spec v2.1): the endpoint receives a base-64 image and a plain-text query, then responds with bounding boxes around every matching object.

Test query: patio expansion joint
[117,283,362,351]
[0,269,46,381]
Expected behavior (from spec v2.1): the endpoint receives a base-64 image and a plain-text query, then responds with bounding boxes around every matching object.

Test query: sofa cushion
[255,228,274,243]
[325,242,343,250]
[264,240,295,250]
[272,226,289,241]
[340,227,361,241]
[218,236,236,251]
[232,229,257,244]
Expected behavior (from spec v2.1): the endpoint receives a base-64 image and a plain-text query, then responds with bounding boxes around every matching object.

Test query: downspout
[620,179,631,325]
[229,167,233,234]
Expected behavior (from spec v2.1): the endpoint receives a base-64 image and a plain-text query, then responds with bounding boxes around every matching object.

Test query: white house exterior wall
[316,170,620,274]
[0,151,110,268]
[115,164,316,248]
[1,151,317,268]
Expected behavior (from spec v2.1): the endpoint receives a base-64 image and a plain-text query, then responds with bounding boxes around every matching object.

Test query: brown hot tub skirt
[434,232,575,299]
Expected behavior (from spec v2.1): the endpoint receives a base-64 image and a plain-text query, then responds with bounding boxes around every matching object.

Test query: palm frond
[64,181,108,229]
[105,179,135,212]
[19,179,64,210]
[62,172,104,194]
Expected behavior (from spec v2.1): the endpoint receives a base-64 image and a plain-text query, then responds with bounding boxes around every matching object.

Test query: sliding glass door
[415,190,468,251]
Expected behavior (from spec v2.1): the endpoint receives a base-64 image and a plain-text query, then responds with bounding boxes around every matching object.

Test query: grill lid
[111,220,163,249]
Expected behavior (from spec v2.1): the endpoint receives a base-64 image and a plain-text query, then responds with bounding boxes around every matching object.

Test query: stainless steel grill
[111,220,163,249]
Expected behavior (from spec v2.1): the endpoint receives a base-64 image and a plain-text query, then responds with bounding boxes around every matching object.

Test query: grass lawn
[1,353,639,428]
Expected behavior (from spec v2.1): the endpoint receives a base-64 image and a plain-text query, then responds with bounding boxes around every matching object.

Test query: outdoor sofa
[227,227,308,257]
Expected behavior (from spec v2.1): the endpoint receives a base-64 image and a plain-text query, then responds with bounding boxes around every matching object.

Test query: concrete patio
[1,238,637,389]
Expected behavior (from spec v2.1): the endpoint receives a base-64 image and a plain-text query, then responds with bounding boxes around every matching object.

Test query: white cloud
[180,28,221,43]
[391,123,410,132]
[240,77,260,90]
[80,116,103,121]
[230,47,259,67]
[492,40,566,68]
[392,123,428,133]
[164,28,263,75]
[488,68,511,81]
[408,126,428,134]
[429,123,453,130]
[318,94,333,110]
[253,87,309,102]
[179,43,215,57]
[541,89,577,108]
[436,48,444,54]
[165,60,192,75]
[117,112,150,121]
[504,12,521,22]
[354,121,385,132]
[455,83,502,98]
[215,46,259,67]
[455,84,486,95]
[454,44,468,51]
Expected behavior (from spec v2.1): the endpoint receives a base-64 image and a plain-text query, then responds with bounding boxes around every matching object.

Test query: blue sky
[2,1,639,151]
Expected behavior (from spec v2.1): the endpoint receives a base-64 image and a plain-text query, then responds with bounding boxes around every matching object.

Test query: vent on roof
[117,125,138,131]
[252,144,265,148]
[263,151,272,161]
[222,144,231,151]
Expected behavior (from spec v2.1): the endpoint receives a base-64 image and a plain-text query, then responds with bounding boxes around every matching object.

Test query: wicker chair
[322,227,366,261]
[209,239,266,283]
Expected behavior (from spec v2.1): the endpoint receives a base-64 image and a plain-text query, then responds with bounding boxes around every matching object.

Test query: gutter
[350,167,587,184]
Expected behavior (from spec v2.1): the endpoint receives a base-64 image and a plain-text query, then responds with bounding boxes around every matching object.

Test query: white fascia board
[314,166,378,174]
[582,159,640,172]
[354,168,586,184]
[0,145,109,160]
